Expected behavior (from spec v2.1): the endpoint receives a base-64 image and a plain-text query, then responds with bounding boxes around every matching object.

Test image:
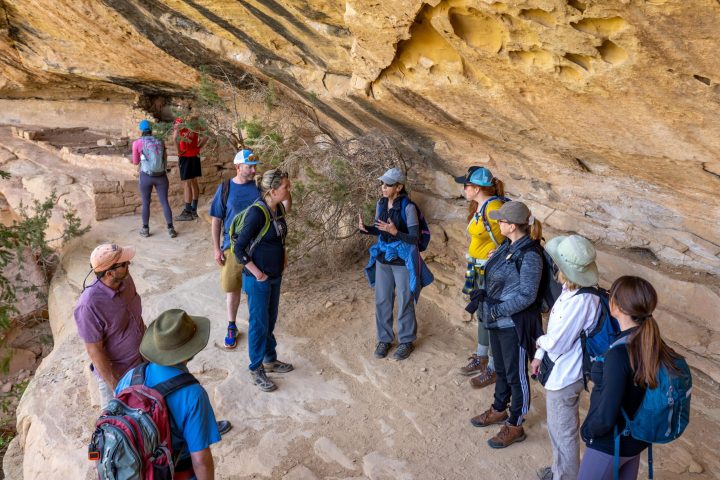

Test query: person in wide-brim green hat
[140,309,211,366]
[544,234,599,287]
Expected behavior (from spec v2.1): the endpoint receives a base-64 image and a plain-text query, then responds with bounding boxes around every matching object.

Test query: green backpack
[228,200,284,257]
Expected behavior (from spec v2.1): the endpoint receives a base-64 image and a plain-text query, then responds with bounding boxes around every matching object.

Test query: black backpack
[513,240,562,313]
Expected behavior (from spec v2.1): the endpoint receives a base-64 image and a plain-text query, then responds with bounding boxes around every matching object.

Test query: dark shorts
[178,156,201,180]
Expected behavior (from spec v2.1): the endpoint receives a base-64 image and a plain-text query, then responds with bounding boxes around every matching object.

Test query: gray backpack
[140,136,166,175]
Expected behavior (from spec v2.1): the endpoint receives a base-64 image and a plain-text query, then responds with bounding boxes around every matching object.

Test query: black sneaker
[393,342,414,361]
[175,210,194,222]
[216,420,232,436]
[374,342,392,359]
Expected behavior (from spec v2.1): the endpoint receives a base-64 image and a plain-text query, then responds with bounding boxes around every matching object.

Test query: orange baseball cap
[90,244,136,272]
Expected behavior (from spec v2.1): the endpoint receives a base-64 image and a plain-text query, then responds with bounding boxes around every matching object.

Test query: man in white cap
[208,149,291,349]
[74,243,145,408]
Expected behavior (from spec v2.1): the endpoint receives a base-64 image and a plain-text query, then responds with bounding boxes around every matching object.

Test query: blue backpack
[575,287,621,387]
[140,136,166,175]
[399,196,431,252]
[609,336,693,480]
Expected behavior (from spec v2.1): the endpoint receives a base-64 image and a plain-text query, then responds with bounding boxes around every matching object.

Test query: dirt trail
[6,212,718,479]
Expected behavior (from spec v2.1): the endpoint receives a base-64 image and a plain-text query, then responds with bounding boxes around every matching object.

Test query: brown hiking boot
[487,422,527,449]
[470,407,508,427]
[469,368,497,389]
[458,354,488,376]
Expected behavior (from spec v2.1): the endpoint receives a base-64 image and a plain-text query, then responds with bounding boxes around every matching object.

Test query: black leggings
[490,327,530,426]
[139,172,173,226]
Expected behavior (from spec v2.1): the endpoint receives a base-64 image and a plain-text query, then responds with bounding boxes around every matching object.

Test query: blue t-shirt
[115,363,221,458]
[209,180,261,251]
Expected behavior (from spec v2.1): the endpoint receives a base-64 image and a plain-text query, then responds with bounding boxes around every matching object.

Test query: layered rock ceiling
[1,0,720,473]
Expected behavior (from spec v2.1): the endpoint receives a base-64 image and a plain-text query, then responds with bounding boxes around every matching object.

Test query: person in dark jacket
[234,168,292,392]
[469,201,544,449]
[358,167,421,361]
[579,276,683,480]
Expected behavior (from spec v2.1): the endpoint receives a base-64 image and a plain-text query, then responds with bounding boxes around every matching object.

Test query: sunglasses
[109,261,130,270]
[380,182,397,188]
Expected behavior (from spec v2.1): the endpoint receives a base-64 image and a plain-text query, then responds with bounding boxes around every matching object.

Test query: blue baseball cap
[138,119,152,132]
[454,166,494,187]
[233,149,258,165]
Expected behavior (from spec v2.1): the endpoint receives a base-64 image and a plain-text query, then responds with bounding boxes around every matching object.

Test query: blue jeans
[243,273,282,371]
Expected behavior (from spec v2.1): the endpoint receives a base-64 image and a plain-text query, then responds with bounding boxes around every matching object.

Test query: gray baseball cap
[378,167,406,185]
[488,201,531,225]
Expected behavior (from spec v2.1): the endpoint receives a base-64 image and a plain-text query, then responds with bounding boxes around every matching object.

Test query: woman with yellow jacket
[455,166,507,389]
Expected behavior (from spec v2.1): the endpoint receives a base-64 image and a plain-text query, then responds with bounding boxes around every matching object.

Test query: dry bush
[282,133,408,268]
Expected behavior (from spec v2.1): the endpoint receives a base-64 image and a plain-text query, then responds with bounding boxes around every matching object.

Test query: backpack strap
[130,362,149,386]
[247,201,272,257]
[479,197,502,247]
[153,372,199,398]
[220,179,231,221]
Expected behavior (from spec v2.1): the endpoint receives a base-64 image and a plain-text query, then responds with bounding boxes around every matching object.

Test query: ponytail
[529,219,542,241]
[467,200,478,222]
[610,275,682,388]
[492,178,505,198]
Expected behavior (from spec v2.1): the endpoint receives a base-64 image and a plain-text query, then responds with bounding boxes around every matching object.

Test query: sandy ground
[5,209,717,480]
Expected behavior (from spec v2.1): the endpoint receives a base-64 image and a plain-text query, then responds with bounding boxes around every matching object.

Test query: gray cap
[488,201,531,224]
[378,167,406,185]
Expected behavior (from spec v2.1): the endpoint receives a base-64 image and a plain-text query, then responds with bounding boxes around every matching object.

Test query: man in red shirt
[174,116,208,221]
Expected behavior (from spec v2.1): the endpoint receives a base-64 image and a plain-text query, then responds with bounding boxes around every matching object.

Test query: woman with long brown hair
[454,166,507,389]
[579,276,683,479]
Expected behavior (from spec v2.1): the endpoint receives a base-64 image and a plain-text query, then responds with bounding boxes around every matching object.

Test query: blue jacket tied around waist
[365,238,434,302]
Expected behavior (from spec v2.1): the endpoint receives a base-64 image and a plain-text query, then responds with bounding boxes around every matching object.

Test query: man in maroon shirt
[173,116,207,221]
[74,243,145,408]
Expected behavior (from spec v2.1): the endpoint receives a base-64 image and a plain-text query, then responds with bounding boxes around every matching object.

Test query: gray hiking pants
[375,262,417,344]
[546,379,584,480]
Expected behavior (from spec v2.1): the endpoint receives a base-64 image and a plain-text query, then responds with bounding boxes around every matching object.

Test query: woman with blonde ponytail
[453,166,508,389]
[579,276,682,479]
[233,168,293,392]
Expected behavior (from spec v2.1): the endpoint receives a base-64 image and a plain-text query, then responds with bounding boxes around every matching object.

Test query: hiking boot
[168,227,178,238]
[263,360,294,373]
[250,367,277,392]
[374,342,391,359]
[487,422,527,449]
[175,209,195,222]
[470,407,509,427]
[393,342,414,361]
[469,368,497,389]
[536,467,553,480]
[191,209,199,219]
[224,323,238,349]
[216,420,233,436]
[139,227,150,237]
[459,354,488,376]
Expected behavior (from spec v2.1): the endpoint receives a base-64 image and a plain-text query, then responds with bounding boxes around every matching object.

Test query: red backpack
[88,363,198,479]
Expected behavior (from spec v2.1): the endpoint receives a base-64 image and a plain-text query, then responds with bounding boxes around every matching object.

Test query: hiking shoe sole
[487,431,526,449]
[175,211,195,221]
[263,361,294,373]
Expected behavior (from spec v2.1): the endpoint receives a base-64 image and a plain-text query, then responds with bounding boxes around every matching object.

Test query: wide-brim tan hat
[545,235,599,287]
[140,309,210,366]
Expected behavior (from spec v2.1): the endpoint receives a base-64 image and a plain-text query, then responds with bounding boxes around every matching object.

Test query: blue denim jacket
[481,235,543,329]
[365,237,434,302]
